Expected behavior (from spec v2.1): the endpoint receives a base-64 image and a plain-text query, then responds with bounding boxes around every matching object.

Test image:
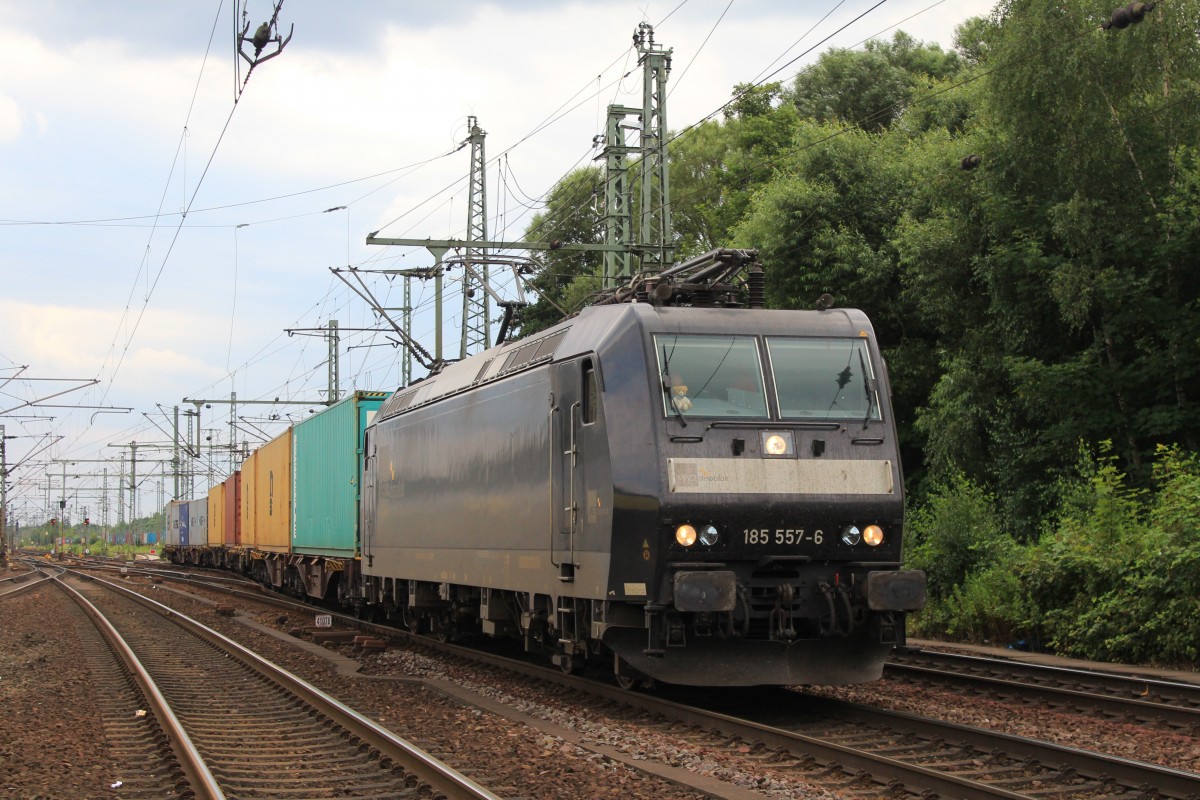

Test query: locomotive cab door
[361,428,377,567]
[552,357,600,584]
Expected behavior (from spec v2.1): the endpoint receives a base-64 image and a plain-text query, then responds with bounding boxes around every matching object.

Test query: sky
[0,0,994,529]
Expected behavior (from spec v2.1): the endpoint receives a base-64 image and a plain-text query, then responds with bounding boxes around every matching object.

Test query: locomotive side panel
[365,367,612,599]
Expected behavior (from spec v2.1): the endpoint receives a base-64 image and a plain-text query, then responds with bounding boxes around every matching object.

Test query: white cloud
[0,299,227,388]
[0,93,20,143]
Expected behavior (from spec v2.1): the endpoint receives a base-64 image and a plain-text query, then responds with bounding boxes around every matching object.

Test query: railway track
[0,563,55,598]
[420,648,1200,800]
[78,562,1200,798]
[888,647,1200,731]
[54,570,501,800]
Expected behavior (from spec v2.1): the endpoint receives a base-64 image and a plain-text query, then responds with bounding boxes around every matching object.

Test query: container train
[163,248,925,687]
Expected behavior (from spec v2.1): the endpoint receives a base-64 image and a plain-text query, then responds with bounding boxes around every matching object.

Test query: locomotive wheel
[558,653,584,675]
[615,672,637,690]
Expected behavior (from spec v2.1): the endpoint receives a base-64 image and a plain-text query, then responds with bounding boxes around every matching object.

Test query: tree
[669,83,800,259]
[786,31,965,132]
[512,167,604,337]
[914,0,1200,533]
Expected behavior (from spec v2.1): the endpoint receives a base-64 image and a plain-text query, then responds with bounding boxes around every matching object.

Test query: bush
[905,471,1029,641]
[905,472,1011,596]
[1021,444,1200,665]
[904,444,1200,663]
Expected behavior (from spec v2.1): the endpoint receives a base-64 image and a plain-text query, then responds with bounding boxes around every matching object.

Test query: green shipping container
[291,390,390,557]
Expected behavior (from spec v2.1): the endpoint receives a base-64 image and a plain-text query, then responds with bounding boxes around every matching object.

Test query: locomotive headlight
[842,525,862,546]
[863,525,884,546]
[698,524,719,546]
[760,430,795,457]
[675,524,698,547]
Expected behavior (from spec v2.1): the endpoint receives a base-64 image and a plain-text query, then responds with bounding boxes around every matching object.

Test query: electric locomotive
[357,249,925,686]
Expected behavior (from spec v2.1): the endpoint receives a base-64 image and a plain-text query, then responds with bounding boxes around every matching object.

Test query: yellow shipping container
[209,481,227,547]
[240,448,258,548]
[243,428,292,553]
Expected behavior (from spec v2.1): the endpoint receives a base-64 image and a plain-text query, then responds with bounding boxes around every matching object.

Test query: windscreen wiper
[858,348,875,429]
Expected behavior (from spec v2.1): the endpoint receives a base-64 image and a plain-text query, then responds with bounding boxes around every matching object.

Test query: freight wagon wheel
[615,672,637,691]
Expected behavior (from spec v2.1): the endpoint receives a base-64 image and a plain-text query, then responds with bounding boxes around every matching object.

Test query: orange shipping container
[240,448,258,549]
[209,481,227,547]
[242,428,292,553]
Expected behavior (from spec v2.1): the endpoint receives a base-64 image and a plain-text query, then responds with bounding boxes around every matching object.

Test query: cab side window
[582,360,598,425]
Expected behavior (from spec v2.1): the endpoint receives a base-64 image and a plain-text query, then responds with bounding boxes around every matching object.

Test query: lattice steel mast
[461,117,490,358]
[634,23,674,275]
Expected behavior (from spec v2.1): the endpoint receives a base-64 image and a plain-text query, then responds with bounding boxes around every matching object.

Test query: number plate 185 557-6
[743,528,823,546]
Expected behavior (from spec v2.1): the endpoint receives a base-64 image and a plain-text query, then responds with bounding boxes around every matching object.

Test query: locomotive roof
[375,303,875,423]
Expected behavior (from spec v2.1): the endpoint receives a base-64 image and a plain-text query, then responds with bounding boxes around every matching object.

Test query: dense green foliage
[522,0,1200,663]
[910,444,1200,665]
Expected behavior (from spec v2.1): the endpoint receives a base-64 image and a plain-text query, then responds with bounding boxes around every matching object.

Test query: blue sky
[0,0,993,526]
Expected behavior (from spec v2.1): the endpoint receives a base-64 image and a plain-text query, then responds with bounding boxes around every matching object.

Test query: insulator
[747,267,766,309]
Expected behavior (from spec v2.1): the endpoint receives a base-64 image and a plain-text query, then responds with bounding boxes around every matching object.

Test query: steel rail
[886,657,1200,729]
[0,563,60,598]
[894,646,1200,698]
[800,693,1200,799]
[51,575,226,800]
[70,568,502,800]
[0,574,52,599]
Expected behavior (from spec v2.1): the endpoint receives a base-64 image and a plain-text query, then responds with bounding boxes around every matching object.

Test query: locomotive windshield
[655,335,768,419]
[767,337,881,421]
